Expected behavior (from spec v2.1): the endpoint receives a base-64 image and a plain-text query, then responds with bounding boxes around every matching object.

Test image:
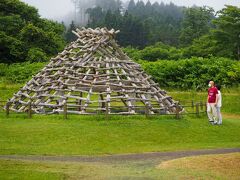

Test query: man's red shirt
[208,87,218,103]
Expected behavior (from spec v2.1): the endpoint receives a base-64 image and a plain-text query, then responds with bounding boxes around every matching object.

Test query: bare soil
[0,148,239,163]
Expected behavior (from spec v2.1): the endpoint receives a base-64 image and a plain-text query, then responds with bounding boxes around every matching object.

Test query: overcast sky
[21,0,239,19]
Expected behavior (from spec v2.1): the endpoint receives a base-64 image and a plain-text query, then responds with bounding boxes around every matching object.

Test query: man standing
[207,81,218,124]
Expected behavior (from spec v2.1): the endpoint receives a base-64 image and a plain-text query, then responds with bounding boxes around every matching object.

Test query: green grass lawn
[0,83,239,179]
[0,83,239,155]
[0,113,239,156]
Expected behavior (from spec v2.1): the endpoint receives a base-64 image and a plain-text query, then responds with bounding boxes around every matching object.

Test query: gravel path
[0,148,239,163]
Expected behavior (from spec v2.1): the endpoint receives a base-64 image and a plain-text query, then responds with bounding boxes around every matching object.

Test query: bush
[2,62,46,83]
[1,58,239,89]
[123,42,184,61]
[123,46,141,60]
[26,47,48,62]
[140,57,240,90]
[0,63,8,76]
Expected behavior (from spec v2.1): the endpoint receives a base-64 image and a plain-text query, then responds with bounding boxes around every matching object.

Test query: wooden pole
[145,105,149,118]
[78,92,83,111]
[28,100,32,119]
[175,105,180,119]
[200,101,203,111]
[6,101,10,118]
[196,103,200,117]
[105,102,109,120]
[63,102,67,120]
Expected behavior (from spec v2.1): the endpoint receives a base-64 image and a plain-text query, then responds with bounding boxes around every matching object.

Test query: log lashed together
[6,27,182,115]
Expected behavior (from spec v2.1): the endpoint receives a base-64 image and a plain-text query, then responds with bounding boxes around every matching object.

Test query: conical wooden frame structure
[7,27,181,115]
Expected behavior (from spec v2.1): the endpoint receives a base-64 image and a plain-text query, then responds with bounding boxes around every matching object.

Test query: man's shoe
[209,121,214,125]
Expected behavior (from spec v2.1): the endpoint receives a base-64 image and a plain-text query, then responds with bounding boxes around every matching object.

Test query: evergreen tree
[128,0,135,12]
[180,6,214,46]
[65,21,77,43]
[212,5,240,60]
[86,7,106,27]
[95,0,122,11]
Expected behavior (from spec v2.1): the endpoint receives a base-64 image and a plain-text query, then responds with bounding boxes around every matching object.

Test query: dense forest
[0,0,239,89]
[81,0,239,60]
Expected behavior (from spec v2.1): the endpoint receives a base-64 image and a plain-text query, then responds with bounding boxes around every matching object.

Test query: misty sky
[21,0,239,19]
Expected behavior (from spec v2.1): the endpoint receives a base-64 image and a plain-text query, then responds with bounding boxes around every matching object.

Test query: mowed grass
[0,153,240,179]
[0,84,239,179]
[0,83,22,102]
[0,113,240,155]
[0,84,239,155]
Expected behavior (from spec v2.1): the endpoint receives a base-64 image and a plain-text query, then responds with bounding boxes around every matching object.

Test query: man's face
[209,81,214,87]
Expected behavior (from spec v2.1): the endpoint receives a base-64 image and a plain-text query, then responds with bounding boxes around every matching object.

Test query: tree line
[66,0,240,60]
[1,0,240,64]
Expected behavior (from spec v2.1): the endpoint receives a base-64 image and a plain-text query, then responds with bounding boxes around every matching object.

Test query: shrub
[26,47,48,62]
[1,58,239,90]
[140,57,240,90]
[0,63,8,77]
[124,42,184,61]
[4,62,46,83]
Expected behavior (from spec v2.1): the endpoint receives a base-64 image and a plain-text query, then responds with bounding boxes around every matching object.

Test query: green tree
[26,47,48,62]
[65,21,77,43]
[0,0,66,63]
[95,0,122,11]
[0,15,24,36]
[86,7,106,27]
[104,9,122,29]
[0,0,40,23]
[180,6,214,46]
[212,5,240,60]
[19,23,64,55]
[183,34,218,58]
[0,31,24,63]
[128,0,135,12]
[118,12,148,47]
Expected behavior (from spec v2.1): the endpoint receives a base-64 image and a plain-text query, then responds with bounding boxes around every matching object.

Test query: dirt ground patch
[0,148,239,163]
[222,113,240,120]
[1,148,240,179]
[157,152,240,179]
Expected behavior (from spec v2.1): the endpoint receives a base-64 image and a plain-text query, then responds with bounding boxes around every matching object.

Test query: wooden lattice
[6,27,182,115]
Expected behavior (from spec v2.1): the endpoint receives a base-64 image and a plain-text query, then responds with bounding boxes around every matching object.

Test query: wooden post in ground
[200,101,203,111]
[6,101,10,118]
[196,103,200,117]
[191,100,194,109]
[145,105,149,118]
[105,102,109,120]
[175,105,181,119]
[28,100,32,119]
[63,102,67,120]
